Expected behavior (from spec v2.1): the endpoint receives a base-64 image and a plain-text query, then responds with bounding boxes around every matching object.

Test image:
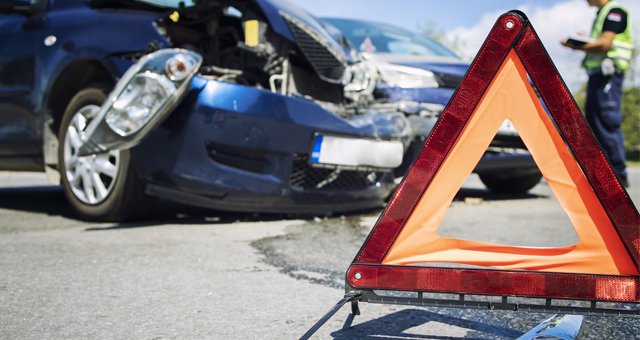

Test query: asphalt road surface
[0,169,639,339]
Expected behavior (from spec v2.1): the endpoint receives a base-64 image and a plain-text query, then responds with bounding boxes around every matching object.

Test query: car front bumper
[130,76,413,214]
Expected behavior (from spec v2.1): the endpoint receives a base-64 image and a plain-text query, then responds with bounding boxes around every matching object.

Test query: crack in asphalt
[251,217,369,290]
[251,217,640,339]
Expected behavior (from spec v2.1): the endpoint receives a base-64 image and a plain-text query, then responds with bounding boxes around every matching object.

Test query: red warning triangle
[348,11,639,302]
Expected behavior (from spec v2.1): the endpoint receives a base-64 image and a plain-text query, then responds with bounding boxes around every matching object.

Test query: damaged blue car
[0,0,414,221]
[321,18,543,193]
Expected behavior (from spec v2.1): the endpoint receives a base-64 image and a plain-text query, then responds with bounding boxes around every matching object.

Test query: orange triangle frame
[382,49,637,276]
[348,11,639,302]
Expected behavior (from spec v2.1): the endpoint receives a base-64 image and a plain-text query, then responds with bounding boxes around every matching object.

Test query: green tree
[622,42,640,158]
[417,20,469,60]
[573,82,588,115]
[621,86,639,158]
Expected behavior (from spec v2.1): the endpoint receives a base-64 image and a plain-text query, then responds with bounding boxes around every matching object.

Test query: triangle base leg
[298,291,362,340]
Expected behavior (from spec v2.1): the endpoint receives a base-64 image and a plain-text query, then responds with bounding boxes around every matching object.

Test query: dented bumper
[129,76,413,213]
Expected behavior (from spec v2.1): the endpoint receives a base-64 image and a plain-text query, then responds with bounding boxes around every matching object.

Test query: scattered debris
[464,197,484,205]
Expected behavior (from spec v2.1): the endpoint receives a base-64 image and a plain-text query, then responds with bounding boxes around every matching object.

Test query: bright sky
[288,0,640,91]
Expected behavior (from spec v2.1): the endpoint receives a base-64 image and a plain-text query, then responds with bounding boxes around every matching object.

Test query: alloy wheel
[63,105,120,204]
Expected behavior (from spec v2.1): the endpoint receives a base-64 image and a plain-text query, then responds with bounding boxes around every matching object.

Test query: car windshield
[138,0,195,7]
[322,18,457,58]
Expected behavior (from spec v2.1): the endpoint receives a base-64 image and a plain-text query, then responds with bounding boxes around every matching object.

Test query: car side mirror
[0,0,46,15]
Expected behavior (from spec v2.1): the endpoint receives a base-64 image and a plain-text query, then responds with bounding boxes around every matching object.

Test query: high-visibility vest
[583,0,634,71]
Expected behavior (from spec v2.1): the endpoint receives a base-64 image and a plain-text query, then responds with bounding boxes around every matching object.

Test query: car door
[0,2,43,169]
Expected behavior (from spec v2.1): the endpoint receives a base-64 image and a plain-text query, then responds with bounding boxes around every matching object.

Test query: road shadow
[83,200,299,231]
[83,203,386,231]
[453,186,548,202]
[0,184,382,231]
[329,309,524,339]
[0,185,293,229]
[0,181,547,230]
[0,186,77,218]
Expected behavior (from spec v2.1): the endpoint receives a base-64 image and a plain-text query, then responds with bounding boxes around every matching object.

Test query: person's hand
[561,38,583,51]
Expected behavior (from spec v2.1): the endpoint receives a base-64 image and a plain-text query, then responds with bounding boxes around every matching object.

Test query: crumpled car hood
[371,53,469,78]
[253,0,345,52]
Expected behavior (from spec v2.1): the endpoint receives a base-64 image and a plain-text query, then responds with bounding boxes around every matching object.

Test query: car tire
[478,170,543,194]
[58,83,155,221]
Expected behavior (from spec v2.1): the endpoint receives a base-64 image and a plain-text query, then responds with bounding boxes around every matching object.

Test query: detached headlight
[106,73,176,136]
[106,51,199,136]
[78,49,202,156]
[377,63,439,88]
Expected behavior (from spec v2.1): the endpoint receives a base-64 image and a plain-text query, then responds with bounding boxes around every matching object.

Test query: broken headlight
[78,49,202,156]
[344,60,377,103]
[106,72,177,136]
[377,63,439,88]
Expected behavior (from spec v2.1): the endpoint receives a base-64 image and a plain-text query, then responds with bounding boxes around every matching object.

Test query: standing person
[562,0,634,187]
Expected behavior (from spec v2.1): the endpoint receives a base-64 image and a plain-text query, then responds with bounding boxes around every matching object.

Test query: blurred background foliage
[417,20,470,60]
[621,86,640,162]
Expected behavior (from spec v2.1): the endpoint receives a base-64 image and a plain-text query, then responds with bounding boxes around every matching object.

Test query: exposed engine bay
[91,0,448,126]
[141,0,379,118]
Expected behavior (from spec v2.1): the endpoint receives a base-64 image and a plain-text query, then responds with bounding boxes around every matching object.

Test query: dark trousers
[585,71,627,178]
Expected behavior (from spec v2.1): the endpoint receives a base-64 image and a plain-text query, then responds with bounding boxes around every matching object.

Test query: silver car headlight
[344,61,375,92]
[78,49,202,156]
[105,50,200,136]
[377,63,439,88]
[344,60,377,103]
[106,72,177,136]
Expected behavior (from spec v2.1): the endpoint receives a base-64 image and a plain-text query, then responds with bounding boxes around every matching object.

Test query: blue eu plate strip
[311,135,323,163]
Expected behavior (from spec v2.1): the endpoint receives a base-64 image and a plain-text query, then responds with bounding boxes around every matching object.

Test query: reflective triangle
[382,49,637,276]
[348,11,639,302]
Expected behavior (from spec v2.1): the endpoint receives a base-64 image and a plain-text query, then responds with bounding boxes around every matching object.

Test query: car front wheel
[58,84,154,221]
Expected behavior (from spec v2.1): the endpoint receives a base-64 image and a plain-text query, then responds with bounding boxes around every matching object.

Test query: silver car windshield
[322,18,458,58]
[138,0,195,8]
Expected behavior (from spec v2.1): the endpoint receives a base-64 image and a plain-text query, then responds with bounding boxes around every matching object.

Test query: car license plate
[498,119,518,135]
[310,134,403,170]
